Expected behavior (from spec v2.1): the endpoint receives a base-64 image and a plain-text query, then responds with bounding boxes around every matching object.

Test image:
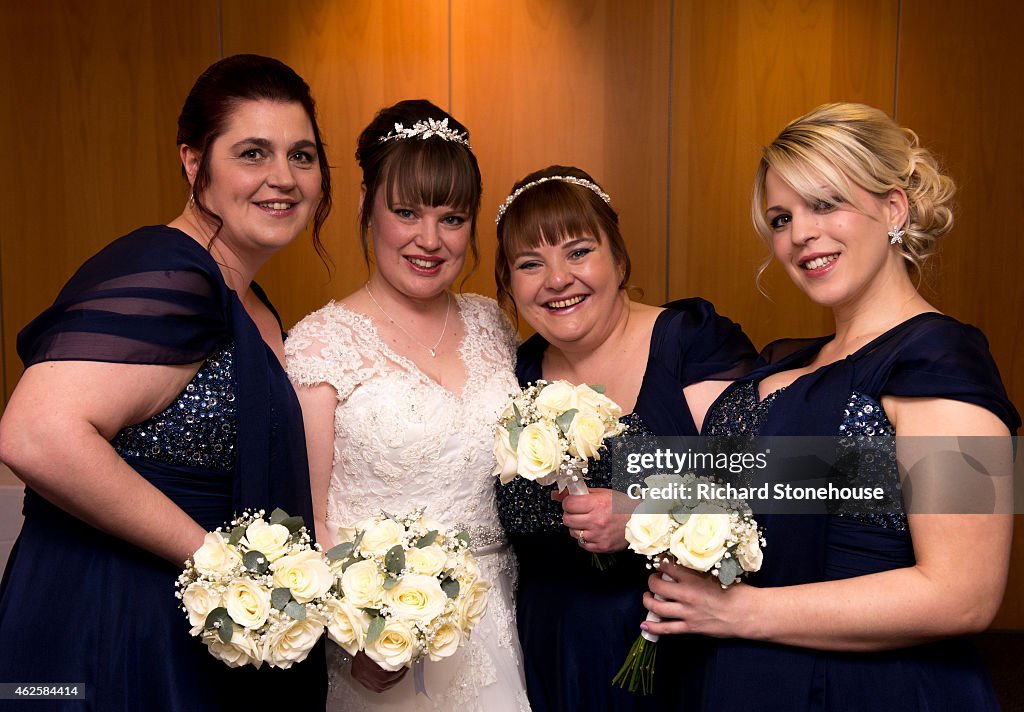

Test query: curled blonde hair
[751,103,956,281]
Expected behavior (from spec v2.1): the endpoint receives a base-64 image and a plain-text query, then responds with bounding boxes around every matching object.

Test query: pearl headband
[495,176,612,225]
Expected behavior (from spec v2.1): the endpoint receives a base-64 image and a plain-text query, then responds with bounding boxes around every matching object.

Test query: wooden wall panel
[895,0,1024,629]
[0,0,220,402]
[669,0,899,351]
[220,0,450,331]
[452,0,672,306]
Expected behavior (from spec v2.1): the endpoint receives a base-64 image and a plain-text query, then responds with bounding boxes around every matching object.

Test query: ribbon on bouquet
[641,572,673,643]
[413,658,430,698]
[536,461,590,495]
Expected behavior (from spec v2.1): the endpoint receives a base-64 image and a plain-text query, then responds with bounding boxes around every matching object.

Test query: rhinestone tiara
[378,117,471,148]
[495,176,612,225]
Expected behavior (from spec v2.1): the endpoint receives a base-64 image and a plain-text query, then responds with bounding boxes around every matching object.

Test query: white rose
[262,615,325,669]
[492,426,520,485]
[566,410,607,460]
[382,574,448,623]
[241,519,292,562]
[205,628,261,668]
[340,559,385,608]
[358,518,407,558]
[669,513,730,572]
[406,545,448,577]
[516,422,565,481]
[458,579,491,632]
[452,550,482,587]
[271,550,334,603]
[533,380,578,418]
[323,598,371,655]
[364,619,417,671]
[428,620,463,661]
[625,513,672,556]
[192,531,242,577]
[224,579,272,630]
[182,582,221,635]
[573,384,623,422]
[736,528,763,573]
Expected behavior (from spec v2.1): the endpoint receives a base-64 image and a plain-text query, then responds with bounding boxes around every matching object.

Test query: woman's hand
[641,559,747,638]
[350,650,408,692]
[557,487,636,553]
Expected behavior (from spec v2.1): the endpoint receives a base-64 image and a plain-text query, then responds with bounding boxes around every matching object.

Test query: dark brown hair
[176,54,332,261]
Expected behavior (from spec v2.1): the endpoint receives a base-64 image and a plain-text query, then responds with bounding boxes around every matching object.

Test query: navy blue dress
[692,313,1020,711]
[0,226,326,710]
[497,299,755,711]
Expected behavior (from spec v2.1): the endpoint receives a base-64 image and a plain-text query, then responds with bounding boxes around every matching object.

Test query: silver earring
[888,224,906,245]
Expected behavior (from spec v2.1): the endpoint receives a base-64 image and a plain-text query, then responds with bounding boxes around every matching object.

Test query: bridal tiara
[378,117,471,148]
[495,176,612,224]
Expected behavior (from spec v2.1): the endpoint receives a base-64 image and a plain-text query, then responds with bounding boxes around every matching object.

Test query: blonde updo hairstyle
[751,102,956,281]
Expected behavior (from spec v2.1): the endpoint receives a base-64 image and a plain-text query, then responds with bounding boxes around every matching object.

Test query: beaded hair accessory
[495,175,612,224]
[378,117,471,148]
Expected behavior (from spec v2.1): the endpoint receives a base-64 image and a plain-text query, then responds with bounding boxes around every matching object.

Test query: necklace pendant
[429,348,436,358]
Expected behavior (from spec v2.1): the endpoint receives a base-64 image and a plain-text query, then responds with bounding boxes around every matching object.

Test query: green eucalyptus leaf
[441,577,460,599]
[271,587,292,610]
[362,607,381,618]
[588,384,607,394]
[280,516,305,534]
[455,531,471,548]
[507,421,523,451]
[556,409,578,434]
[228,524,246,546]
[326,542,354,561]
[365,616,385,645]
[340,557,360,573]
[717,557,741,587]
[351,530,365,550]
[382,575,400,591]
[269,508,290,525]
[670,507,691,525]
[284,600,307,620]
[512,402,523,424]
[384,545,406,575]
[242,550,269,575]
[416,531,438,548]
[205,607,234,644]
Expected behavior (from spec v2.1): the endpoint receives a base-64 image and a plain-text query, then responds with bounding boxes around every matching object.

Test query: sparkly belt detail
[454,523,508,557]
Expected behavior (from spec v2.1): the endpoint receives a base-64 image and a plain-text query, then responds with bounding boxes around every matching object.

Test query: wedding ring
[577,530,587,546]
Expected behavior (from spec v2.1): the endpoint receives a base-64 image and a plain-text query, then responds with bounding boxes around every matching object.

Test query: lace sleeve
[285,303,363,401]
[460,294,519,372]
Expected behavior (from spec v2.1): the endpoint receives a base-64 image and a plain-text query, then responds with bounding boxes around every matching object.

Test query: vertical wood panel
[0,0,220,401]
[452,0,672,306]
[669,0,899,350]
[896,0,1024,628]
[220,0,450,330]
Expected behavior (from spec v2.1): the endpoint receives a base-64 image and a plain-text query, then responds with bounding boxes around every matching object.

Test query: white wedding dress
[286,294,531,712]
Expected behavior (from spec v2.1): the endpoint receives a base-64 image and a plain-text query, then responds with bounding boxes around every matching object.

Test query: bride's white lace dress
[285,294,531,712]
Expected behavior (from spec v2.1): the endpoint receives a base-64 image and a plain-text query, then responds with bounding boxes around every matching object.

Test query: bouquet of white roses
[492,379,628,494]
[324,510,490,679]
[613,473,765,694]
[176,508,336,669]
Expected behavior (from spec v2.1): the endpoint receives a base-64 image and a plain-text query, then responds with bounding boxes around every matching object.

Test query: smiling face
[367,185,472,304]
[186,99,321,257]
[509,231,626,350]
[764,167,907,311]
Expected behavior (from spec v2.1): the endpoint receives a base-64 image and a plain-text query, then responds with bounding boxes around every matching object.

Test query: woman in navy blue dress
[644,103,1019,711]
[0,55,332,710]
[494,165,756,710]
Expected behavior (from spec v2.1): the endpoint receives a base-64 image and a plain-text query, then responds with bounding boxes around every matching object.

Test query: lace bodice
[285,293,519,540]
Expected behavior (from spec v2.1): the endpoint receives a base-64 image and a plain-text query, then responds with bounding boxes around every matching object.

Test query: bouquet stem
[612,574,669,695]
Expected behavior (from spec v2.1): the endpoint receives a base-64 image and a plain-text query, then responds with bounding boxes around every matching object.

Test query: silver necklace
[364,283,451,358]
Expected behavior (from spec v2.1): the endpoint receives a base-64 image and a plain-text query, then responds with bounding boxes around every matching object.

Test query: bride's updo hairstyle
[494,165,631,317]
[355,99,482,269]
[751,102,956,280]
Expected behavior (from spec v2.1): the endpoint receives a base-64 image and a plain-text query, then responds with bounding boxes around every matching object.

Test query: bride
[286,100,530,711]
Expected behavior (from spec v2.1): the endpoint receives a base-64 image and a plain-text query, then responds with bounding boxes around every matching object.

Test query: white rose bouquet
[175,508,336,669]
[613,473,765,694]
[325,509,489,687]
[493,380,627,493]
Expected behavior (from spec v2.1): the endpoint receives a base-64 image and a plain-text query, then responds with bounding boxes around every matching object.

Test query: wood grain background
[2,0,1022,625]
